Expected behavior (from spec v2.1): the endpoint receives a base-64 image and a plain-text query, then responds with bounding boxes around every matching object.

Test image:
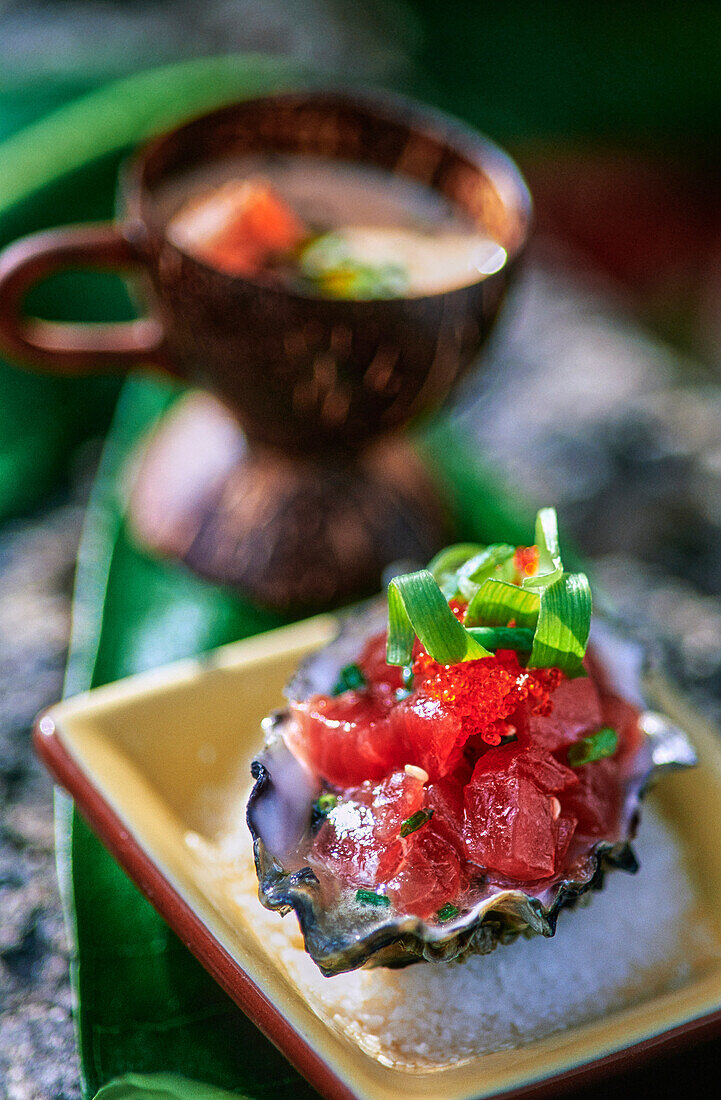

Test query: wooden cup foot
[128,393,451,613]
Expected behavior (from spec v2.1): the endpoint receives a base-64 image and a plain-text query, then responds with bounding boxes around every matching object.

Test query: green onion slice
[331,663,367,695]
[467,626,535,651]
[386,507,592,675]
[528,572,592,677]
[386,569,491,666]
[300,233,408,300]
[316,792,338,814]
[523,507,563,590]
[427,542,515,600]
[427,542,484,596]
[465,578,540,629]
[456,543,516,600]
[400,808,434,838]
[568,727,618,767]
[355,889,391,908]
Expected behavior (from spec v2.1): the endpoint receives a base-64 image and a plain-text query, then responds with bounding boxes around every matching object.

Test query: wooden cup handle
[0,223,166,374]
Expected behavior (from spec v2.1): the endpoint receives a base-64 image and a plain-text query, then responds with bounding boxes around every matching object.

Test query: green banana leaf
[93,1072,253,1100]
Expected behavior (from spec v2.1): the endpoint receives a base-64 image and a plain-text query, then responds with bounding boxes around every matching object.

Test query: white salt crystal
[211,802,712,1069]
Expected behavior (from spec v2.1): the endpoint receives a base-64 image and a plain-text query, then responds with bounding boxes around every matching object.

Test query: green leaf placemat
[61,373,296,1099]
[93,1072,255,1100]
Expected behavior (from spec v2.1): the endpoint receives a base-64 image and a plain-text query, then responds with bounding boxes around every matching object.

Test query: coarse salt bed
[193,801,714,1070]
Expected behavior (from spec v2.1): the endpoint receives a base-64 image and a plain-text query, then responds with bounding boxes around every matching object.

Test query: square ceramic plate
[36,615,721,1100]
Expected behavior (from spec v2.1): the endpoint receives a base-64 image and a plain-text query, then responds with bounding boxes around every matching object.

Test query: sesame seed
[550,796,561,820]
[404,764,429,784]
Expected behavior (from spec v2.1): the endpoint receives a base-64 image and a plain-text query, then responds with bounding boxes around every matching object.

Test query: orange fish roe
[513,545,540,579]
[413,647,562,747]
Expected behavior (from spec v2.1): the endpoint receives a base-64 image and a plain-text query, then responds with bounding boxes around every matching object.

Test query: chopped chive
[331,662,367,695]
[436,903,460,922]
[400,808,434,838]
[395,687,413,701]
[310,791,338,830]
[568,727,618,767]
[356,889,390,908]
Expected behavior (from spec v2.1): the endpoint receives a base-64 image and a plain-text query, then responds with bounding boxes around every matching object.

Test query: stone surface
[0,500,84,1100]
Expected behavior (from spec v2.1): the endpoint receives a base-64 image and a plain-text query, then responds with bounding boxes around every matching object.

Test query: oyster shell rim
[247,610,698,976]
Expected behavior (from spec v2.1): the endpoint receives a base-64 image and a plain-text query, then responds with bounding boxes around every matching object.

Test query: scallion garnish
[568,727,618,767]
[356,889,391,908]
[331,662,367,695]
[465,579,540,629]
[524,506,563,590]
[456,543,515,600]
[400,808,434,838]
[427,542,485,597]
[466,626,535,650]
[300,233,408,300]
[311,791,338,829]
[428,541,515,600]
[386,569,491,667]
[436,903,460,922]
[527,572,592,677]
[386,508,592,676]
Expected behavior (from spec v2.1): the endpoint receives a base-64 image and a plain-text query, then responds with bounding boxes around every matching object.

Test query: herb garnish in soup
[164,154,507,298]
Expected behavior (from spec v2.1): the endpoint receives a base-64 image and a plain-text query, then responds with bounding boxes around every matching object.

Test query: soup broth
[159,153,506,298]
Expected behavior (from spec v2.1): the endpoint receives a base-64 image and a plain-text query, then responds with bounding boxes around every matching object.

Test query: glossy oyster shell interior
[247,601,697,976]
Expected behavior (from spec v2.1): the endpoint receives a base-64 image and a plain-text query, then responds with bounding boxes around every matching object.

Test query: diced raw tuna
[463,750,579,881]
[287,685,464,786]
[528,676,604,751]
[386,826,464,919]
[426,775,468,855]
[561,757,621,839]
[389,694,464,780]
[286,692,405,785]
[313,801,403,885]
[311,771,423,886]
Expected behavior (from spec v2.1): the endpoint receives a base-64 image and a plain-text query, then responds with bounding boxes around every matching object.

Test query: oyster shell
[247,601,696,976]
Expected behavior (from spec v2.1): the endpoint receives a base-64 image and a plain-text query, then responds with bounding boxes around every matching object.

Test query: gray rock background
[0,495,85,1099]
